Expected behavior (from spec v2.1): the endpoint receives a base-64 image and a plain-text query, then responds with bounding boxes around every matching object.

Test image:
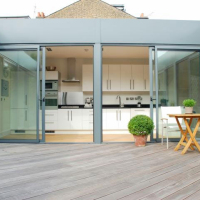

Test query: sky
[0,0,200,20]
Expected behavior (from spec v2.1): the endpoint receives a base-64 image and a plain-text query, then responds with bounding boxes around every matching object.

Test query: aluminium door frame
[155,45,200,142]
[0,45,41,143]
[40,44,97,144]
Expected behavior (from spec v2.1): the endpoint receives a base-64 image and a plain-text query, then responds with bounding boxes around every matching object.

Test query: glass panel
[157,50,199,141]
[44,46,94,143]
[0,50,38,141]
[102,46,151,142]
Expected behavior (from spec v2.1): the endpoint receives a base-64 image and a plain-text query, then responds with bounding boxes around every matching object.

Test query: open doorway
[102,46,152,142]
[41,46,94,143]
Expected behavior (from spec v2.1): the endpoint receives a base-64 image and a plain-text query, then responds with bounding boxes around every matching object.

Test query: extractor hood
[62,58,80,82]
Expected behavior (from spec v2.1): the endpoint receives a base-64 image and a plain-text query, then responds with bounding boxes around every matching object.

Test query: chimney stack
[36,12,45,18]
[140,13,144,18]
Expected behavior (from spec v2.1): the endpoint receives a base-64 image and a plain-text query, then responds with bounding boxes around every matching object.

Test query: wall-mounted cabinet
[82,65,93,91]
[83,64,149,92]
[103,65,120,91]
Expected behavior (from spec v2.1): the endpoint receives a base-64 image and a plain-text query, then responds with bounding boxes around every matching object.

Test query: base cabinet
[10,109,28,130]
[58,109,82,130]
[105,109,130,130]
[131,109,150,118]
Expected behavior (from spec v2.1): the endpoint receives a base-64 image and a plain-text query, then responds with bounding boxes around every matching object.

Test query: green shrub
[128,115,154,136]
[183,99,196,107]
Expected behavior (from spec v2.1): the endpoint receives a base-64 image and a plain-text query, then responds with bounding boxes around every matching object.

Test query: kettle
[137,102,141,108]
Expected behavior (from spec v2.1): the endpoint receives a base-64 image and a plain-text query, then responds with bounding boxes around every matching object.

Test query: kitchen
[43,46,152,143]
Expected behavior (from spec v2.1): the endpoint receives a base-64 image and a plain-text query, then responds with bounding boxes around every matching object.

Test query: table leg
[174,117,194,151]
[181,118,200,155]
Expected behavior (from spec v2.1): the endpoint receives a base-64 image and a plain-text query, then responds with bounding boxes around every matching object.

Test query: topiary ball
[128,115,154,136]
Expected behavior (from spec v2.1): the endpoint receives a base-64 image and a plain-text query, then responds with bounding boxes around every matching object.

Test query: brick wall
[47,0,135,19]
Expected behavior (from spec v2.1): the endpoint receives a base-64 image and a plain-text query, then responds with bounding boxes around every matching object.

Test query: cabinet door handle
[68,111,69,121]
[71,110,72,121]
[144,80,146,90]
[107,80,108,90]
[130,80,131,90]
[159,80,160,90]
[116,110,118,121]
[45,114,54,116]
[133,80,134,90]
[25,110,27,121]
[45,122,54,124]
[110,80,111,90]
[25,95,28,106]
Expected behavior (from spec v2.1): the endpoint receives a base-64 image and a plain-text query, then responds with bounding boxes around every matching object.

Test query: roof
[46,0,136,19]
[0,16,30,19]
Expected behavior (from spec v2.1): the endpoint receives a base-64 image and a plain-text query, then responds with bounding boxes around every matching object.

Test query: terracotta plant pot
[185,107,193,114]
[133,135,147,147]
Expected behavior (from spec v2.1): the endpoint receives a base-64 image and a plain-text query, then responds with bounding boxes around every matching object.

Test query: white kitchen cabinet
[57,110,71,130]
[131,108,150,118]
[82,109,93,130]
[10,70,27,109]
[103,109,107,129]
[58,109,82,130]
[143,65,150,91]
[106,109,119,129]
[10,108,28,130]
[118,109,131,129]
[120,65,132,91]
[103,65,120,91]
[45,71,59,80]
[44,110,58,130]
[103,65,109,91]
[109,65,120,91]
[105,109,130,130]
[120,65,149,91]
[82,65,93,91]
[70,109,82,130]
[132,65,145,91]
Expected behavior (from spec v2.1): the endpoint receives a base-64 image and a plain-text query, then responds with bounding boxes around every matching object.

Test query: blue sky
[0,0,199,20]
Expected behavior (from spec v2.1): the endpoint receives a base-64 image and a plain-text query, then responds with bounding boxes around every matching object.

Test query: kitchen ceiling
[46,46,149,59]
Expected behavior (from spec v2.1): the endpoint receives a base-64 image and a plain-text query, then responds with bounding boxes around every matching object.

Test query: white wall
[47,57,150,105]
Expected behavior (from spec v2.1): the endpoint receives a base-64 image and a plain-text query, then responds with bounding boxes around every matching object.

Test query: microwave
[40,80,58,91]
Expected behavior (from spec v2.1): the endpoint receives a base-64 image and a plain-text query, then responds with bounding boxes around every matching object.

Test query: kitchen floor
[0,133,180,142]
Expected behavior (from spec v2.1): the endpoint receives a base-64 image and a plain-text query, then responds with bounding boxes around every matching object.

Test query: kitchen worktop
[58,104,151,109]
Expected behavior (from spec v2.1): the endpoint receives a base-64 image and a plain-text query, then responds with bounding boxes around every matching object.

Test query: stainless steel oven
[40,80,58,91]
[44,91,58,110]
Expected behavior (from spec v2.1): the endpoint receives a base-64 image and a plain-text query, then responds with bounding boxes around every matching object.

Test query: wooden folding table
[168,114,200,155]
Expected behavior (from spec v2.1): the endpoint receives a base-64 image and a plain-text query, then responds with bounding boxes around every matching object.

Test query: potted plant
[128,115,154,147]
[183,99,196,113]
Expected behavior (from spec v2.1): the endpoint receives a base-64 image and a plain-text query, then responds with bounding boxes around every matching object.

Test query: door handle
[144,80,146,90]
[130,80,131,90]
[150,97,156,101]
[107,80,108,90]
[110,80,111,90]
[25,110,27,121]
[133,80,134,90]
[25,95,28,106]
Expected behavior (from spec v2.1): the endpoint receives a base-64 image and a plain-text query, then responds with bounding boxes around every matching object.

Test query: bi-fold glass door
[0,46,41,143]
[151,46,200,142]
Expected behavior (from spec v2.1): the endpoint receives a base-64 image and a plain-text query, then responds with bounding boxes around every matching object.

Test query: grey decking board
[0,143,200,200]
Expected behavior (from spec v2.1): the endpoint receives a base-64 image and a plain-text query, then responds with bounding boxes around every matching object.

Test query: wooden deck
[0,143,200,199]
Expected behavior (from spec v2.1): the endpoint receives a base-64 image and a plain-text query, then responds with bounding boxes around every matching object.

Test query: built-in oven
[44,91,58,110]
[40,80,58,91]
